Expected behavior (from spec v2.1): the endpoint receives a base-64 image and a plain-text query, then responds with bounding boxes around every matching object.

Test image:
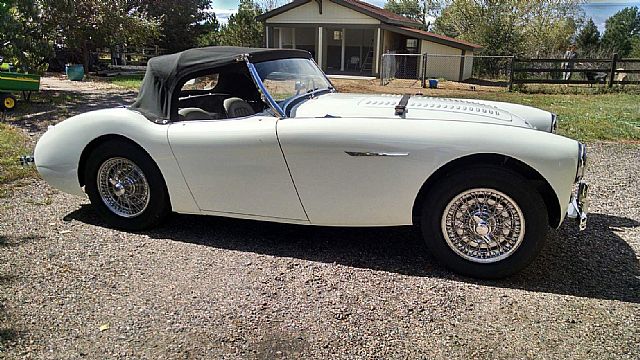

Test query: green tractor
[0,63,41,113]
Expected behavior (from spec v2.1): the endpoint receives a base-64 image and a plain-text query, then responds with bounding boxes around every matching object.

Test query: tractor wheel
[1,94,16,111]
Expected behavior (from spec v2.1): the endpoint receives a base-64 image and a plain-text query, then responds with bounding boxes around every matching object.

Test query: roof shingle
[398,27,482,49]
[338,0,422,26]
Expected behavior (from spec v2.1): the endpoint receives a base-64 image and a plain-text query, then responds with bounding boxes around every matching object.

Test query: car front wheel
[84,139,169,231]
[421,166,548,279]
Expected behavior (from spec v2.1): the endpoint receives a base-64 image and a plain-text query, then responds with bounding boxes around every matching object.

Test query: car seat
[223,97,255,118]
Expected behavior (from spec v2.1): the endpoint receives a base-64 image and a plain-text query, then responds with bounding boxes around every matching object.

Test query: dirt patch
[0,75,638,358]
[0,141,638,357]
[2,76,137,137]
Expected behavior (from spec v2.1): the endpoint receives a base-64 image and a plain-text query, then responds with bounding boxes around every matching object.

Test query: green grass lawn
[0,123,36,194]
[101,74,144,90]
[444,92,640,142]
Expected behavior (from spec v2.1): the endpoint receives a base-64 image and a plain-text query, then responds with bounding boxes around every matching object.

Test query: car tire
[420,165,548,279]
[84,139,169,231]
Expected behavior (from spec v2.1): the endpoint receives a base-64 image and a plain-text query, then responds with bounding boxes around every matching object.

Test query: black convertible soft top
[130,46,312,121]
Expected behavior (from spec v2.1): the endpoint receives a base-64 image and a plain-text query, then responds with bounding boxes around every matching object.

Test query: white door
[277,117,426,226]
[168,116,307,221]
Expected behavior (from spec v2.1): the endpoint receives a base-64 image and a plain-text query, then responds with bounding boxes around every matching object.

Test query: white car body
[35,92,579,227]
[33,46,590,277]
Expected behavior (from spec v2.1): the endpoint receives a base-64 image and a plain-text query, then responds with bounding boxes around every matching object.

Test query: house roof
[256,0,421,27]
[256,0,482,51]
[336,0,422,27]
[396,27,482,50]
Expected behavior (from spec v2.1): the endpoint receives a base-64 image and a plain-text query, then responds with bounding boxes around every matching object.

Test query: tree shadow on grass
[463,78,511,88]
[66,206,640,303]
[4,89,137,134]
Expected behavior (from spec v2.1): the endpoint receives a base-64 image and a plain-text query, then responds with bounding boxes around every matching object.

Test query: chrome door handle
[345,151,409,157]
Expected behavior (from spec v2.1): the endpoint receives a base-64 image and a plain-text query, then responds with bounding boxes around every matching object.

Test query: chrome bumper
[566,181,589,231]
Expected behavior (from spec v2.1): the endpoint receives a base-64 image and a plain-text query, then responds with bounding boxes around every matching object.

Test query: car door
[276,116,429,226]
[168,115,308,222]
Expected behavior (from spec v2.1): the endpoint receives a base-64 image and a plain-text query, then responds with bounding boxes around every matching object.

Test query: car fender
[34,108,199,214]
[277,117,578,226]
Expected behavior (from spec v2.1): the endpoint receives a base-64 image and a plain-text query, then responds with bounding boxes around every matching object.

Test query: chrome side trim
[345,151,409,157]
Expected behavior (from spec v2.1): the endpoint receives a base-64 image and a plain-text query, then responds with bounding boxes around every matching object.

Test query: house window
[333,30,342,41]
[406,38,418,50]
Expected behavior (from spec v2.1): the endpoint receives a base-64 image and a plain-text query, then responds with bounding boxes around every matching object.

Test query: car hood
[290,93,553,131]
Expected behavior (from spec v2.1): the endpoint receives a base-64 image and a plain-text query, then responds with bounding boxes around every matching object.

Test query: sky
[212,0,640,28]
[582,0,640,31]
[212,0,243,23]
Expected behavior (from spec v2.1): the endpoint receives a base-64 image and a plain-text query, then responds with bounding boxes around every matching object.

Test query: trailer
[0,71,41,112]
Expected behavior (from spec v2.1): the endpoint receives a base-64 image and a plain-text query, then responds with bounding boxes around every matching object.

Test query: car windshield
[254,58,332,105]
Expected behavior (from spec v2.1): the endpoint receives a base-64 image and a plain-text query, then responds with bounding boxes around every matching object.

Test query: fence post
[508,56,515,91]
[380,54,384,86]
[421,53,427,88]
[608,53,618,88]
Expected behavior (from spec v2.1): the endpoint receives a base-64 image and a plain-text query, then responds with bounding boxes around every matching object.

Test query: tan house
[256,0,482,81]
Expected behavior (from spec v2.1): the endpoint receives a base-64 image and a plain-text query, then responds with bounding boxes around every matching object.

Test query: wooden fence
[509,54,640,90]
[93,46,166,67]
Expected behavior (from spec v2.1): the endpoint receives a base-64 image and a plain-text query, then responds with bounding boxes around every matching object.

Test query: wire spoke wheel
[441,188,525,264]
[97,157,150,218]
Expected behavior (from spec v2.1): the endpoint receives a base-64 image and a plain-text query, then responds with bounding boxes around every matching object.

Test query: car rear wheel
[84,139,169,230]
[421,166,548,279]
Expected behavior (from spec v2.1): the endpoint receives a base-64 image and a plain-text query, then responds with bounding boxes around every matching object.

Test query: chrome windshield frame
[244,58,286,118]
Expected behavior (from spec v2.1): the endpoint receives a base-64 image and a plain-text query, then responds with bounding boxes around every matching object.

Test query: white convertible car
[33,47,588,278]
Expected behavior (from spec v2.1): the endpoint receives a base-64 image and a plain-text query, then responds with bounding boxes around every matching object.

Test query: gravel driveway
[1,78,638,359]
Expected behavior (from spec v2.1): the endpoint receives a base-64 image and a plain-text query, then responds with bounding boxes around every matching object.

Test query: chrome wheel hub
[441,188,525,263]
[113,181,126,197]
[97,157,150,218]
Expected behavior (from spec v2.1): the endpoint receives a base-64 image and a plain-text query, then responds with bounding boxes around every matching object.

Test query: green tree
[434,0,523,55]
[630,35,640,58]
[197,13,221,47]
[576,18,600,56]
[384,0,423,22]
[258,0,284,12]
[0,0,53,73]
[384,0,444,29]
[601,6,640,57]
[40,0,160,70]
[433,0,583,57]
[140,0,212,53]
[219,0,264,47]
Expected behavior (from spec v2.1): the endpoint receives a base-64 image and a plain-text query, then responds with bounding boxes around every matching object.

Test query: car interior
[176,63,267,121]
